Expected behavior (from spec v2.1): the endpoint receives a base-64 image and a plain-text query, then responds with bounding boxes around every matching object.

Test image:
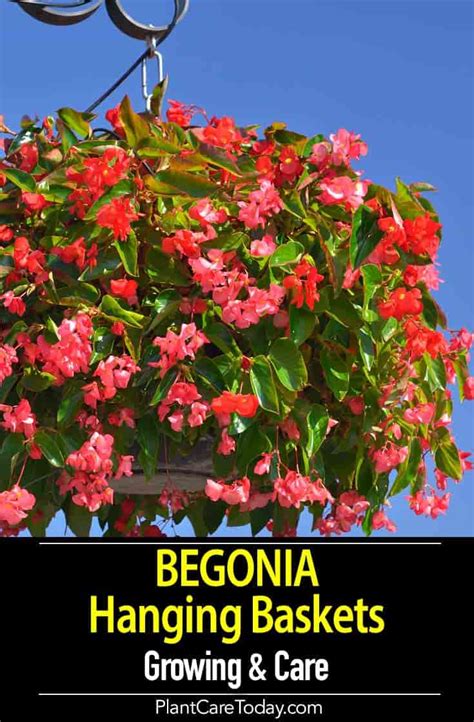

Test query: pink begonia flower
[0,399,37,438]
[279,416,300,440]
[238,180,283,229]
[273,310,289,329]
[372,443,408,474]
[18,313,92,385]
[189,252,227,292]
[316,491,369,536]
[114,455,134,480]
[372,509,397,533]
[240,491,274,512]
[152,323,208,377]
[403,403,435,425]
[187,401,209,428]
[0,343,18,384]
[217,429,236,456]
[407,490,451,519]
[158,381,202,422]
[94,354,140,395]
[189,197,227,227]
[329,128,368,166]
[0,485,36,526]
[435,469,448,491]
[66,432,114,475]
[205,477,250,505]
[1,290,26,316]
[107,407,135,429]
[250,235,277,257]
[168,410,184,432]
[273,471,333,510]
[346,396,365,415]
[318,175,368,210]
[254,452,274,476]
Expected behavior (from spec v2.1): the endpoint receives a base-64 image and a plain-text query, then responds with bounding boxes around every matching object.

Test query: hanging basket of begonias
[0,92,472,538]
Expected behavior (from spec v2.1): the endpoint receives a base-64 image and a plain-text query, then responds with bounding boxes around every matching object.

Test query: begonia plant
[0,91,472,537]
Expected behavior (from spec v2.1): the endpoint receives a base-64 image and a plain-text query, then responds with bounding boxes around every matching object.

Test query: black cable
[85,47,149,113]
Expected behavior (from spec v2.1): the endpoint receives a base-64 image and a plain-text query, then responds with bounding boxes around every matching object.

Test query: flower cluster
[0,94,471,537]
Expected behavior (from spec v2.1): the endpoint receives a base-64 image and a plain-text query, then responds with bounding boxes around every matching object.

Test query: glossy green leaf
[320,347,349,400]
[156,170,219,198]
[269,241,304,267]
[57,389,83,428]
[306,404,329,457]
[350,205,384,269]
[35,430,65,468]
[99,295,145,328]
[57,107,91,138]
[114,231,138,276]
[435,440,462,481]
[146,247,190,285]
[289,305,316,346]
[236,426,271,474]
[3,168,36,192]
[250,356,279,413]
[390,438,422,496]
[137,414,160,480]
[361,264,382,309]
[65,500,92,537]
[194,357,226,393]
[20,367,56,392]
[269,338,308,391]
[119,95,150,148]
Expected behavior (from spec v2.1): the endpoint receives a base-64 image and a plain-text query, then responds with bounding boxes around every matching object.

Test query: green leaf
[269,338,308,391]
[394,177,425,219]
[150,368,179,406]
[114,231,138,276]
[350,205,384,269]
[435,440,462,481]
[424,354,447,393]
[320,347,349,400]
[137,414,160,480]
[149,77,169,118]
[361,264,382,310]
[194,357,226,393]
[35,430,65,468]
[197,142,242,175]
[56,282,100,306]
[57,389,83,428]
[250,504,273,535]
[20,367,56,391]
[147,289,181,334]
[289,305,316,346]
[3,168,36,192]
[146,247,190,285]
[65,500,92,537]
[327,293,362,328]
[390,439,422,496]
[203,499,226,535]
[250,356,279,414]
[119,95,151,148]
[57,107,91,138]
[156,170,219,198]
[99,295,145,328]
[90,326,115,364]
[236,426,271,474]
[186,498,209,537]
[358,329,375,371]
[306,404,329,457]
[269,241,304,267]
[356,457,375,496]
[204,321,241,356]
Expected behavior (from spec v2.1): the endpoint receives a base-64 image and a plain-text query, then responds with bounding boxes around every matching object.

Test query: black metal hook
[10,0,189,42]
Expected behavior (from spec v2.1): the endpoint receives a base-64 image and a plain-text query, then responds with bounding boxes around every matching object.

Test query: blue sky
[0,0,472,536]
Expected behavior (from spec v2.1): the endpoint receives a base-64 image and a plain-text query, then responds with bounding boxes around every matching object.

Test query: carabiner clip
[141,37,164,112]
